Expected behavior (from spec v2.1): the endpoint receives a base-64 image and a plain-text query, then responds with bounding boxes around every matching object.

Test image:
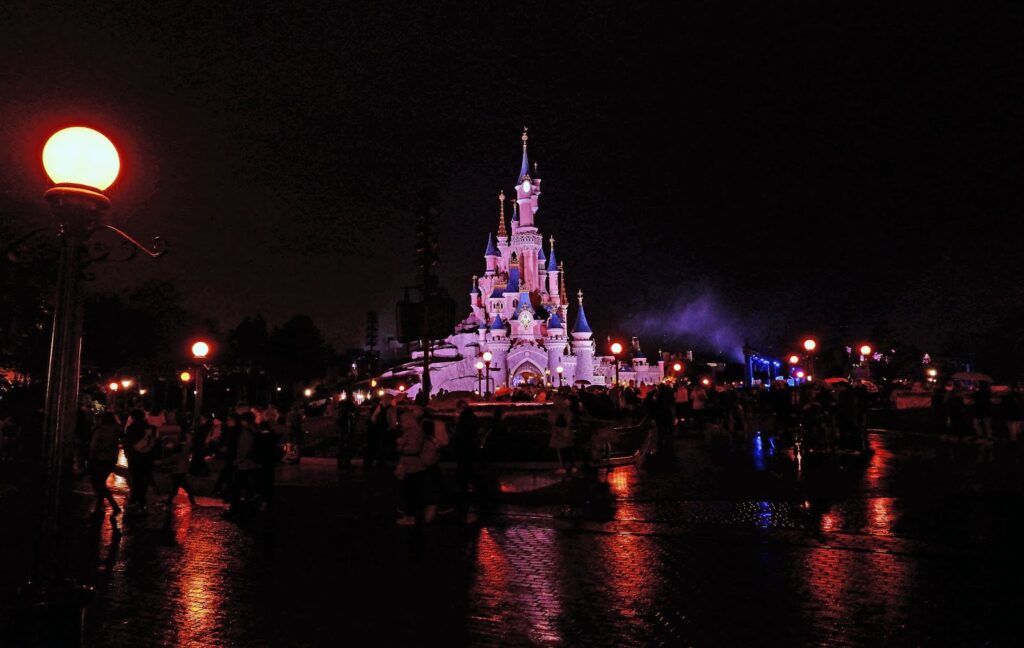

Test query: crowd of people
[5,372,1022,530]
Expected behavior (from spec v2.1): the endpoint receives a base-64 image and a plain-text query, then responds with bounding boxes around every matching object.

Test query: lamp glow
[610,342,623,355]
[482,351,493,362]
[121,379,132,389]
[788,354,800,365]
[803,338,817,352]
[796,371,805,379]
[108,382,119,392]
[191,341,210,359]
[672,362,682,372]
[701,378,710,386]
[179,371,191,382]
[476,361,484,370]
[42,127,120,191]
[304,388,313,397]
[556,366,563,374]
[859,344,872,356]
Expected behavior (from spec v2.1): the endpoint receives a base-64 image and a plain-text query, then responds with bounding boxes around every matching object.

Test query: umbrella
[951,371,994,383]
[493,386,512,397]
[823,377,849,385]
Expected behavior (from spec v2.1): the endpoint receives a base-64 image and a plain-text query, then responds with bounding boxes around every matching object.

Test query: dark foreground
[3,429,1024,647]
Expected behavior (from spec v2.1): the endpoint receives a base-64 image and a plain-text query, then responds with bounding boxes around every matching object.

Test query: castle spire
[518,126,530,183]
[573,290,592,334]
[559,261,567,302]
[497,190,507,239]
[547,235,558,271]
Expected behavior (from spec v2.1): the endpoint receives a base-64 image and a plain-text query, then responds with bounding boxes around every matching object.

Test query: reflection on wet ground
[4,429,1024,645]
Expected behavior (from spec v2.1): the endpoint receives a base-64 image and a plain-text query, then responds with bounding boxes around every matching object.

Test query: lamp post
[21,126,165,642]
[191,341,210,432]
[859,344,872,375]
[179,371,192,422]
[482,350,493,397]
[475,361,484,395]
[556,365,564,388]
[610,342,623,385]
[802,338,817,382]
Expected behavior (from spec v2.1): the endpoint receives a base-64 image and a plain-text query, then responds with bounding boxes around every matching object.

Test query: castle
[384,129,663,397]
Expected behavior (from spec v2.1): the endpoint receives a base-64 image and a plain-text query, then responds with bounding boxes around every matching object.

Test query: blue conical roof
[548,311,563,329]
[572,304,592,334]
[505,267,520,293]
[490,314,505,331]
[484,233,498,257]
[547,246,558,272]
[538,247,546,264]
[518,146,530,184]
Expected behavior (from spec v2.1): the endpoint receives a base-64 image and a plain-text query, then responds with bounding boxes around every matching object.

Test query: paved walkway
[3,430,1024,646]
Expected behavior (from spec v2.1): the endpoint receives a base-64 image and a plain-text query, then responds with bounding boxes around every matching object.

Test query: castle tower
[484,234,498,276]
[512,127,543,290]
[488,314,510,388]
[496,190,509,271]
[545,309,568,376]
[571,290,595,384]
[547,236,560,303]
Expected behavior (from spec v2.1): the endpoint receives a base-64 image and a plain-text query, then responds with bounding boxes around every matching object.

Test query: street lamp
[23,126,165,640]
[802,338,817,381]
[475,360,484,394]
[556,365,564,387]
[482,350,493,396]
[610,342,623,385]
[304,388,313,398]
[788,354,800,365]
[191,340,211,432]
[179,371,192,419]
[120,378,132,390]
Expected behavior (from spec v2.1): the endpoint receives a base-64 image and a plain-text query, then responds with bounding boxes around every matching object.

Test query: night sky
[3,3,1023,358]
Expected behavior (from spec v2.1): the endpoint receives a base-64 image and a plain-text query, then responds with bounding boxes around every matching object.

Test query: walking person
[367,393,397,470]
[549,392,575,473]
[190,413,212,476]
[89,412,122,516]
[1002,384,1024,443]
[164,429,197,506]
[972,382,994,442]
[420,410,451,522]
[213,414,241,497]
[227,412,261,516]
[124,409,158,512]
[394,405,427,526]
[453,401,480,522]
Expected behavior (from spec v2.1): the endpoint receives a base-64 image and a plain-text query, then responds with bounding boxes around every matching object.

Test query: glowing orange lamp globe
[610,342,623,355]
[179,371,192,382]
[191,341,210,359]
[42,127,120,191]
[788,354,800,365]
[108,382,119,392]
[673,362,683,372]
[803,338,817,352]
[860,345,872,356]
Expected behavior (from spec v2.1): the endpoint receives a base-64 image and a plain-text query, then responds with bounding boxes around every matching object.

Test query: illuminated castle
[386,129,662,396]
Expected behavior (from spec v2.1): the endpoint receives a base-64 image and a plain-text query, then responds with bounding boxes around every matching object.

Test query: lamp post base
[7,579,94,646]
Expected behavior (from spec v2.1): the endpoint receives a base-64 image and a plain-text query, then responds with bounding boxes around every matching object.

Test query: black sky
[2,2,1023,356]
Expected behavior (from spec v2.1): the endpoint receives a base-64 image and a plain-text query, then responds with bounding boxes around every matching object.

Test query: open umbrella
[951,371,994,383]
[823,377,849,385]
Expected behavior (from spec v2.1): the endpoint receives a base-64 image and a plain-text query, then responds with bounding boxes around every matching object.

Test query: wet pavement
[3,429,1024,646]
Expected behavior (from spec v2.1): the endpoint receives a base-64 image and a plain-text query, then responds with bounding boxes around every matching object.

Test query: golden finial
[472,274,478,289]
[497,190,507,239]
[521,126,528,149]
[549,235,555,249]
[577,290,584,306]
[512,201,519,221]
[534,161,538,176]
